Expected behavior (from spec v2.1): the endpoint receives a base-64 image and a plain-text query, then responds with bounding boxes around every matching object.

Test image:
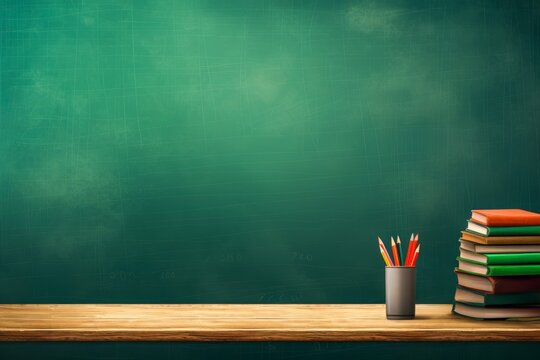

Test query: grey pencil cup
[385,266,416,320]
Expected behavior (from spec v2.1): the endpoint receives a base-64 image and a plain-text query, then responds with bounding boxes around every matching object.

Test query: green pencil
[397,236,404,266]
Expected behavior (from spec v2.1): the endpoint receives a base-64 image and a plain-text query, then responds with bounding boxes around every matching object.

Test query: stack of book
[453,209,540,319]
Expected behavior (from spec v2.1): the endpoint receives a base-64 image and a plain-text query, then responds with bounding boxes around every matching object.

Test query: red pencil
[405,233,414,266]
[391,237,400,266]
[410,244,421,266]
[408,233,419,266]
[378,237,394,266]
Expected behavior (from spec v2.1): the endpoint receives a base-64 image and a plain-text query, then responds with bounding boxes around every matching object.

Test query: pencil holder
[385,266,416,320]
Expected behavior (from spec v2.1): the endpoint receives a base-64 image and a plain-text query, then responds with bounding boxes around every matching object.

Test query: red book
[471,209,540,227]
[455,270,540,294]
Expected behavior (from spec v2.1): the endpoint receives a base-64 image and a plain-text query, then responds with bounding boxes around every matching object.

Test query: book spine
[489,226,540,236]
[485,218,540,227]
[489,265,540,276]
[485,292,540,306]
[486,253,540,265]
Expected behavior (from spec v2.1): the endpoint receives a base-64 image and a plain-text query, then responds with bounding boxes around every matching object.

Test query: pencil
[410,233,419,266]
[409,234,418,266]
[377,236,390,266]
[410,244,421,267]
[405,233,414,266]
[396,235,404,265]
[379,245,391,266]
[391,237,400,266]
[378,237,394,266]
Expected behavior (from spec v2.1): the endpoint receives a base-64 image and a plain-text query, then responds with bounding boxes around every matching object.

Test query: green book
[467,221,540,236]
[459,248,540,265]
[457,257,540,276]
[455,286,540,306]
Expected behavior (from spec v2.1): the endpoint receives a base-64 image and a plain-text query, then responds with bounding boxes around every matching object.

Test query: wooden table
[1,304,540,341]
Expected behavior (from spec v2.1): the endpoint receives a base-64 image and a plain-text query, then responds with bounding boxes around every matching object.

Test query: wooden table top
[1,304,540,341]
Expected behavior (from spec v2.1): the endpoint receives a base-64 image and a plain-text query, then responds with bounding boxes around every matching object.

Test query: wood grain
[1,304,540,341]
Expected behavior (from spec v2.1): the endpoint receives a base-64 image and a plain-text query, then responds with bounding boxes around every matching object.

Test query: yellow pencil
[379,245,391,266]
[378,237,394,266]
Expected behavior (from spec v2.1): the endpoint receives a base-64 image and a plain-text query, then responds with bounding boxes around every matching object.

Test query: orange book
[471,209,540,227]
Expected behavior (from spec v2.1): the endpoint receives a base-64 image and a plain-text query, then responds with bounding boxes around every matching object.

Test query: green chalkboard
[2,0,540,358]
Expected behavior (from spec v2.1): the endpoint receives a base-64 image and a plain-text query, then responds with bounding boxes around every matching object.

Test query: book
[455,270,540,294]
[461,231,540,245]
[459,248,540,265]
[471,209,540,227]
[453,302,540,319]
[457,258,540,276]
[460,240,540,254]
[455,286,540,306]
[466,221,540,236]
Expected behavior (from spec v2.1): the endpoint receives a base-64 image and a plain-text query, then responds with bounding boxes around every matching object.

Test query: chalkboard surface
[1,0,540,358]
